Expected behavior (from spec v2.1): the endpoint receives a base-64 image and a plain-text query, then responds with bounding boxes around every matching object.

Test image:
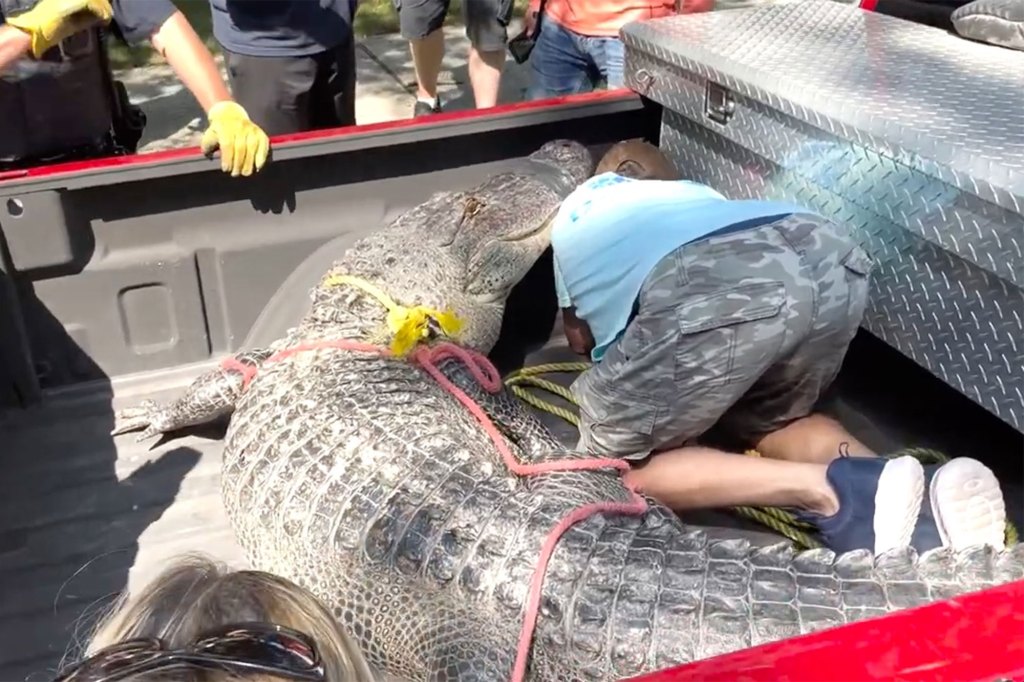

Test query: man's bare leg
[623,444,935,555]
[467,45,504,108]
[624,446,839,515]
[410,28,445,108]
[756,413,876,464]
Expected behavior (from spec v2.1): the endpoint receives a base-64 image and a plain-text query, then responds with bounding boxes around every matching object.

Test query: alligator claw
[111,399,160,437]
[111,418,152,437]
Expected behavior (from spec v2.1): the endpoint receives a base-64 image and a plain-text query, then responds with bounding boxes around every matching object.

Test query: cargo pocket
[674,280,788,388]
[572,354,659,460]
[841,243,873,278]
[840,243,873,328]
[578,392,659,461]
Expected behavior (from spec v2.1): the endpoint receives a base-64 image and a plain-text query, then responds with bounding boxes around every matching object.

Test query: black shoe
[413,98,443,117]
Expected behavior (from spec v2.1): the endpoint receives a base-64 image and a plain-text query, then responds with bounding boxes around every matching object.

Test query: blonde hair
[67,553,377,681]
[594,139,681,181]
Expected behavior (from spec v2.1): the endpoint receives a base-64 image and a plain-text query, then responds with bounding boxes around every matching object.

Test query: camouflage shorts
[571,213,873,460]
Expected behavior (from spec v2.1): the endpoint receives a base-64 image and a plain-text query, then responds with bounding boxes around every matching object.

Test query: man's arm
[1,0,112,73]
[523,0,540,36]
[553,251,594,356]
[0,24,31,73]
[149,10,231,114]
[552,251,572,310]
[562,306,595,356]
[113,0,270,177]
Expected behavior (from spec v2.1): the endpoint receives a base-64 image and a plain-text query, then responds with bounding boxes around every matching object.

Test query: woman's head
[60,554,376,681]
[594,139,681,181]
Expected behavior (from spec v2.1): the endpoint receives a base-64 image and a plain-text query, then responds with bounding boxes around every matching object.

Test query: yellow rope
[505,363,590,427]
[322,274,464,357]
[503,362,1019,550]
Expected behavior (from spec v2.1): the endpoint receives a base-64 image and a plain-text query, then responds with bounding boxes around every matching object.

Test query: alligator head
[304,139,595,353]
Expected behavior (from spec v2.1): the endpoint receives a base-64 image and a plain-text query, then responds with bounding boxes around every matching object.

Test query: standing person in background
[521,0,712,100]
[395,0,511,116]
[209,0,359,135]
[0,0,271,177]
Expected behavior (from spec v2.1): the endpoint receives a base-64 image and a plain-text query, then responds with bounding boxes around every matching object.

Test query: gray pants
[572,213,873,460]
[224,39,357,137]
[393,0,513,52]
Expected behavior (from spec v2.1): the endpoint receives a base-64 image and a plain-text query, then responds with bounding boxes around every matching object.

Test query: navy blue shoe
[797,454,926,555]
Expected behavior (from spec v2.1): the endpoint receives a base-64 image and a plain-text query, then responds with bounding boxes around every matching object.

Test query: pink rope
[222,339,648,681]
[220,357,259,390]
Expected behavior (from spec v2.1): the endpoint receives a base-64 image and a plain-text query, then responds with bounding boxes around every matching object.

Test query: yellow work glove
[200,101,271,178]
[5,0,112,59]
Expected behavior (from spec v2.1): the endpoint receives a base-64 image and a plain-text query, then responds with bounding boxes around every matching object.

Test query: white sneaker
[930,457,1007,551]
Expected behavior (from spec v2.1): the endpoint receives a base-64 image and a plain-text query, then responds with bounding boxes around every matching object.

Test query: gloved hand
[5,0,112,59]
[200,101,271,178]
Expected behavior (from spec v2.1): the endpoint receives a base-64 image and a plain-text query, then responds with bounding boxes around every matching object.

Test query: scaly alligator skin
[114,139,1024,682]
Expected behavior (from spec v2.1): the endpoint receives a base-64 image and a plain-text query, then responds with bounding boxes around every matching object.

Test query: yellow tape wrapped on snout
[323,274,463,357]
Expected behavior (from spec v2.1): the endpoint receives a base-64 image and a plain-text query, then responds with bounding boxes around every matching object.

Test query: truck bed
[3,307,1021,681]
[0,93,1020,681]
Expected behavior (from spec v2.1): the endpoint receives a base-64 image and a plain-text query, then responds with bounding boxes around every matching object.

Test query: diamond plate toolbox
[621,0,1024,431]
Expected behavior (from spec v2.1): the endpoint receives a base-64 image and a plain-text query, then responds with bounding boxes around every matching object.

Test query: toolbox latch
[705,82,735,125]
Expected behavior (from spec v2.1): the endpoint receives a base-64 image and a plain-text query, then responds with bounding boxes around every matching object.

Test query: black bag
[0,0,146,168]
[506,0,547,64]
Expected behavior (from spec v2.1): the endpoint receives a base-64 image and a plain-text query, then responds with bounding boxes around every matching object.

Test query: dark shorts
[572,213,874,460]
[393,0,513,52]
[224,39,356,137]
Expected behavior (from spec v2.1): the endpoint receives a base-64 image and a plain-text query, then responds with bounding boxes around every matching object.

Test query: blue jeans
[526,18,626,101]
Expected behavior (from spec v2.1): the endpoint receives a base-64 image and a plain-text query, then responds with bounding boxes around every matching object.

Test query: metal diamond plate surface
[621,2,1024,430]
[622,1,1024,201]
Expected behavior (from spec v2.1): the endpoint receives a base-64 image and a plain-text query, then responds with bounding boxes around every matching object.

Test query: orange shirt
[528,0,678,37]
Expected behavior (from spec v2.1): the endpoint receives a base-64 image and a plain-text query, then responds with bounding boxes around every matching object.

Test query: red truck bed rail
[0,90,632,186]
[631,579,1024,682]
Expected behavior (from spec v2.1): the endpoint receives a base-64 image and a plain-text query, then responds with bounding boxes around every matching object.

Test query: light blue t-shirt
[552,173,811,361]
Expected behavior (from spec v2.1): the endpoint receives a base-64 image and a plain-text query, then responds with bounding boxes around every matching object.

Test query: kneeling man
[552,140,1007,554]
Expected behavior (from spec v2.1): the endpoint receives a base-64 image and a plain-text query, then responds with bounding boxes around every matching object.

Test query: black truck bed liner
[0,95,1020,681]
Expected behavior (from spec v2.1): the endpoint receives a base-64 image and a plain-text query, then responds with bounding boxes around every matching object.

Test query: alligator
[112,138,1024,682]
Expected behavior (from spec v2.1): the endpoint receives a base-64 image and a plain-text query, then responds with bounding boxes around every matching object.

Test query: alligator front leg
[112,348,272,441]
[426,618,519,682]
[319,564,523,682]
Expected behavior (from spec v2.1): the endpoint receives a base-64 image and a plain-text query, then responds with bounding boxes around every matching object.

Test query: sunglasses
[51,621,326,681]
